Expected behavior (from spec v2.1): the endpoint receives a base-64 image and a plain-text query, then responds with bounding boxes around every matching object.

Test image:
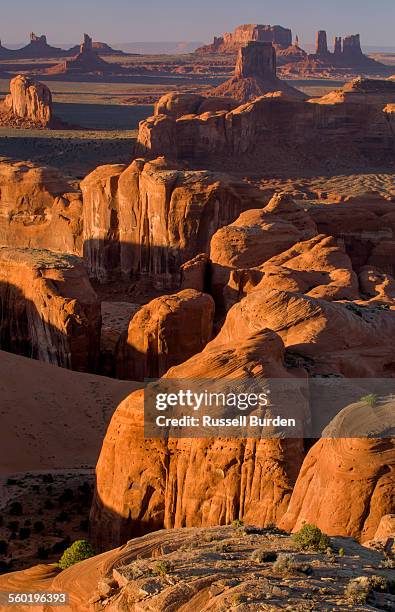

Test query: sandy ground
[0,350,140,475]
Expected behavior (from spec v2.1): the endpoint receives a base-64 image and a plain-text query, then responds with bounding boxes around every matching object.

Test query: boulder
[255,234,359,301]
[155,92,237,118]
[116,289,215,380]
[0,247,100,372]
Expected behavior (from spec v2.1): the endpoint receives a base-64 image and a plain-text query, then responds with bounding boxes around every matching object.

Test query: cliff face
[81,157,266,286]
[90,329,306,549]
[0,248,100,372]
[0,161,83,254]
[138,82,395,172]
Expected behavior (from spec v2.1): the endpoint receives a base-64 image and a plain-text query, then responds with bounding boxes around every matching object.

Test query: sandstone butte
[196,23,387,77]
[0,75,54,128]
[46,34,122,76]
[209,41,307,103]
[0,69,394,605]
[137,78,395,172]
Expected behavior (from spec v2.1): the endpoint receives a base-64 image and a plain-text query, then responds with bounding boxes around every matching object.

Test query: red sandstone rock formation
[46,34,121,76]
[0,161,83,254]
[1,75,53,127]
[196,24,293,54]
[309,192,395,275]
[11,32,65,59]
[300,30,386,74]
[280,434,394,541]
[90,329,307,549]
[209,288,395,378]
[116,289,215,380]
[315,77,395,105]
[315,30,329,56]
[81,157,266,285]
[155,92,238,118]
[0,248,100,372]
[209,205,306,309]
[138,80,395,172]
[209,41,307,103]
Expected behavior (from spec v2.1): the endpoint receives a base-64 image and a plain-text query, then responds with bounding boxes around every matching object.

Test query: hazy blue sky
[3,0,395,46]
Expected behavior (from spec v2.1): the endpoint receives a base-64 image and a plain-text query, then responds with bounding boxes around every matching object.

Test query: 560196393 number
[0,592,69,606]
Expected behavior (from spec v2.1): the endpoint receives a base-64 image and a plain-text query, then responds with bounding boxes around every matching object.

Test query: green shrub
[231,519,244,528]
[338,547,345,557]
[345,575,389,605]
[345,577,371,604]
[153,560,173,576]
[273,553,312,576]
[360,393,379,408]
[58,540,95,570]
[251,548,277,563]
[292,523,331,552]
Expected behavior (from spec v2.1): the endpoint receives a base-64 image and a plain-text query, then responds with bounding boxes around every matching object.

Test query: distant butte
[209,41,307,103]
[45,34,123,76]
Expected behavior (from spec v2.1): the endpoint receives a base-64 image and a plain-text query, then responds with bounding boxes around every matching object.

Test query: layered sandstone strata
[209,195,317,309]
[0,248,100,372]
[81,157,266,285]
[209,288,395,378]
[0,161,82,254]
[138,81,395,172]
[117,289,215,380]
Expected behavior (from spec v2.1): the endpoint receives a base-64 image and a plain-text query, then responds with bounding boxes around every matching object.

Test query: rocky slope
[0,525,393,611]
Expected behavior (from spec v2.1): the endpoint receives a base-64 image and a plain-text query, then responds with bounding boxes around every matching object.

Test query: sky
[3,0,395,46]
